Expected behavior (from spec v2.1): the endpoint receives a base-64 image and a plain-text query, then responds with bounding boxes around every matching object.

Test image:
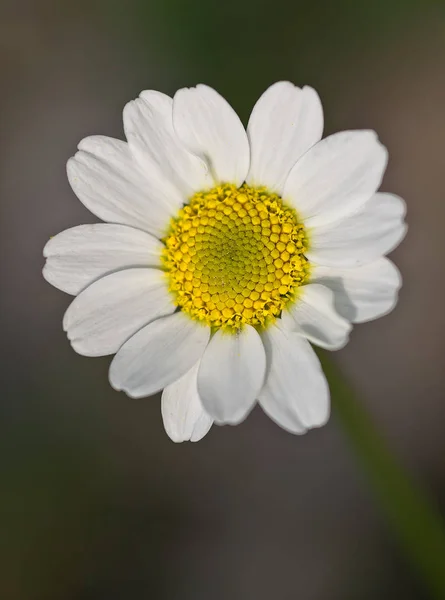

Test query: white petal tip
[190,432,209,442]
[213,413,250,426]
[321,326,352,352]
[311,409,331,429]
[69,341,97,358]
[67,331,113,358]
[42,264,63,292]
[42,239,52,258]
[165,431,186,443]
[166,430,210,444]
[108,379,143,399]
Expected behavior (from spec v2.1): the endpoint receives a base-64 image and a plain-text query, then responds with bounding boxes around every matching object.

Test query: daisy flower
[43,82,406,442]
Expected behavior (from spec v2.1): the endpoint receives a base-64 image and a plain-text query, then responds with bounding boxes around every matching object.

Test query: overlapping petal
[124,90,212,197]
[307,193,407,268]
[43,224,163,295]
[63,268,175,357]
[259,323,330,431]
[247,82,323,193]
[281,283,352,350]
[161,361,213,443]
[109,313,210,399]
[173,85,250,186]
[284,130,388,226]
[311,258,402,323]
[197,325,266,424]
[67,135,178,237]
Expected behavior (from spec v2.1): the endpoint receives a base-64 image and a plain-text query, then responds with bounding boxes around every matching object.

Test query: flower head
[43,82,406,442]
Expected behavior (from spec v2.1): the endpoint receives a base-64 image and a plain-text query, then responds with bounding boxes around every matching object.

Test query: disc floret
[162,184,310,330]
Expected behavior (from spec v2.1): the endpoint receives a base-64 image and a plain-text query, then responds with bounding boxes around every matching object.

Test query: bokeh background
[2,0,445,598]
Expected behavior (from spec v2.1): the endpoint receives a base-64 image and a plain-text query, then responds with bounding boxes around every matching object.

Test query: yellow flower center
[162,184,310,330]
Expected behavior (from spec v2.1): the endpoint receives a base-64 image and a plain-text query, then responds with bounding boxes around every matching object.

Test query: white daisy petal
[281,283,352,350]
[43,224,163,295]
[172,84,250,186]
[67,135,179,237]
[109,313,210,399]
[307,192,407,268]
[311,257,402,324]
[123,91,212,197]
[283,130,388,225]
[161,361,213,443]
[197,325,266,424]
[259,323,329,431]
[63,268,175,357]
[246,82,323,193]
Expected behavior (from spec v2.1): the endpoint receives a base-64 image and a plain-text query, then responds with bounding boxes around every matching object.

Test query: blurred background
[1,0,445,598]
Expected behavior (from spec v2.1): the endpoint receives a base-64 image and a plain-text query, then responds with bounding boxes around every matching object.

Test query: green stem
[319,352,445,599]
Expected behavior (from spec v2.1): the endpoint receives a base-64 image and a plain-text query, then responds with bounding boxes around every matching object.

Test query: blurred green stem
[319,353,445,599]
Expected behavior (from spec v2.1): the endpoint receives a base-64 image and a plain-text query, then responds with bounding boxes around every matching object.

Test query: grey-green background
[1,0,445,598]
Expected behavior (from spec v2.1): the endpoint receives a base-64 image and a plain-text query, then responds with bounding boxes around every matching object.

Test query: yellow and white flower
[43,82,406,442]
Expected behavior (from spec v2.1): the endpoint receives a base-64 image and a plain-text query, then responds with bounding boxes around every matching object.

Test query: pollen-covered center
[162,184,310,330]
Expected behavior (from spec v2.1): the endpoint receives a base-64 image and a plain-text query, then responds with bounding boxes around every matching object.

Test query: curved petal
[63,268,175,357]
[259,323,330,431]
[173,84,250,186]
[307,193,407,268]
[197,325,266,424]
[123,90,212,197]
[67,135,178,237]
[43,224,163,295]
[281,283,352,350]
[311,257,402,323]
[109,313,210,399]
[283,130,388,226]
[246,82,323,193]
[161,361,213,443]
